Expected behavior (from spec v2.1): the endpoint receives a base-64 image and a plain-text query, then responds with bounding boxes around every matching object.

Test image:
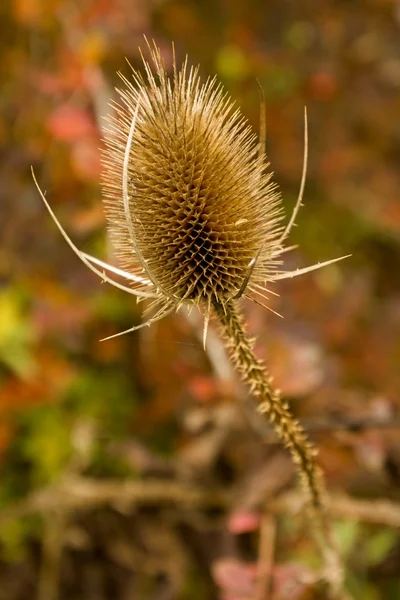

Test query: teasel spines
[33,40,348,338]
[33,41,348,593]
[101,42,285,319]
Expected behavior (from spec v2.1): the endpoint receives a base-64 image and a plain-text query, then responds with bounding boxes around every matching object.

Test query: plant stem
[213,299,346,597]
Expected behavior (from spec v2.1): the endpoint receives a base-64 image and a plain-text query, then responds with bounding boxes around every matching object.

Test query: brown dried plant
[33,41,350,597]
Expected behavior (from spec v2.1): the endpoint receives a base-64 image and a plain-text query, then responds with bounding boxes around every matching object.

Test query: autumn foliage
[1,1,400,599]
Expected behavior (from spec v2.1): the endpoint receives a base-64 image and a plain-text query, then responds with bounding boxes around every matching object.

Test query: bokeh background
[1,0,400,598]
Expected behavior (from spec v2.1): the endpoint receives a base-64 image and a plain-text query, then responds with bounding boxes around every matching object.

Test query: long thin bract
[279,107,309,244]
[32,168,157,299]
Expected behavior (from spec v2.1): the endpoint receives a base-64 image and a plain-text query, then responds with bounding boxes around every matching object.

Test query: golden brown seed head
[102,43,284,310]
[34,42,347,341]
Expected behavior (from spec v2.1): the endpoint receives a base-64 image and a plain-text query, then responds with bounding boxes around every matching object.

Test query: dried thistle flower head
[33,44,349,587]
[103,44,283,309]
[33,41,348,342]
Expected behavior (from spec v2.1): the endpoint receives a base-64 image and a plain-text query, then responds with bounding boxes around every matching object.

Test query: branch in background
[268,492,400,528]
[37,512,68,600]
[0,478,230,525]
[300,415,400,434]
[36,420,96,600]
[256,415,400,446]
[255,514,276,600]
[1,477,400,529]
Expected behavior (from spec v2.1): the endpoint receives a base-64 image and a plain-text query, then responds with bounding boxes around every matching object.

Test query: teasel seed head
[102,42,285,310]
[33,40,349,341]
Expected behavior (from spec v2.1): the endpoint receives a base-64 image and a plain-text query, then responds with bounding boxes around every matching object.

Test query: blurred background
[1,0,400,598]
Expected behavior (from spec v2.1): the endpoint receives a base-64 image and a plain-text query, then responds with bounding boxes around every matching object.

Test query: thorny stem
[213,299,347,598]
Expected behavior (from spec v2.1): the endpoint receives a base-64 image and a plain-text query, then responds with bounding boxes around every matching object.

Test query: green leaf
[21,407,72,485]
[0,519,29,563]
[334,520,360,558]
[216,45,248,81]
[0,290,36,379]
[365,529,397,565]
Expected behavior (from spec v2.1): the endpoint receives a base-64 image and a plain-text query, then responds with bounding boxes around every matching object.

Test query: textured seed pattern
[102,44,284,309]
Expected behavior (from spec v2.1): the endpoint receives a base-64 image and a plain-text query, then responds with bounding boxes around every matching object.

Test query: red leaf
[308,70,338,102]
[212,559,257,599]
[71,139,101,181]
[188,375,216,403]
[47,104,97,143]
[272,563,315,599]
[228,511,261,534]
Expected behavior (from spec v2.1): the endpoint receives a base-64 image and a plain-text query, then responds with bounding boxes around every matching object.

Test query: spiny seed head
[34,41,347,341]
[102,42,285,313]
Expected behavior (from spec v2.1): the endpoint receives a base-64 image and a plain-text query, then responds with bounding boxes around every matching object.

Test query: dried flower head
[103,44,283,309]
[34,41,347,342]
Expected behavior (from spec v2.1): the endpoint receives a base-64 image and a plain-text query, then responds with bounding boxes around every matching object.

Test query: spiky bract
[102,43,284,316]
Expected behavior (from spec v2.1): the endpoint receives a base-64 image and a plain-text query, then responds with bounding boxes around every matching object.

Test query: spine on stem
[213,299,327,512]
